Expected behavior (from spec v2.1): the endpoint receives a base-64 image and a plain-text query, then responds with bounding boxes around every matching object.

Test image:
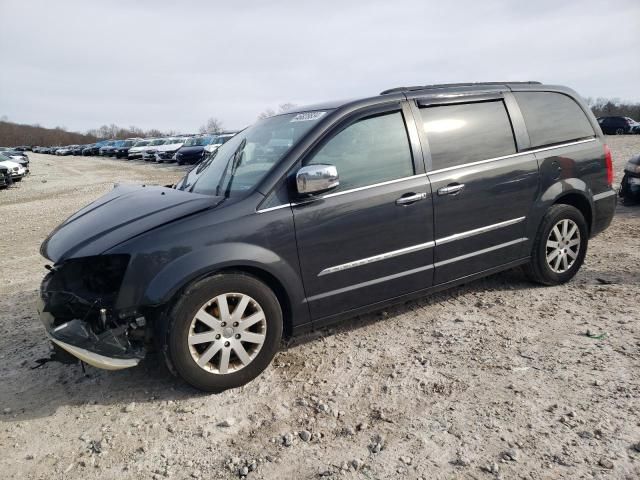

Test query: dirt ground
[1,138,638,480]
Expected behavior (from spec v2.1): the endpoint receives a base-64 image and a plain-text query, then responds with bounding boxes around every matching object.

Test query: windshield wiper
[216,138,246,198]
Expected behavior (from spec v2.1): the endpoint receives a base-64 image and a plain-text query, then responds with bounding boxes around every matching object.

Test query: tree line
[4,97,635,147]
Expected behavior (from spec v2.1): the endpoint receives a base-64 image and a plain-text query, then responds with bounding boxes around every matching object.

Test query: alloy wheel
[545,219,581,273]
[188,293,267,374]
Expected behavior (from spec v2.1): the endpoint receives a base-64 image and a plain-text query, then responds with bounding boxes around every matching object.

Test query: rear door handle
[396,192,427,205]
[437,183,465,196]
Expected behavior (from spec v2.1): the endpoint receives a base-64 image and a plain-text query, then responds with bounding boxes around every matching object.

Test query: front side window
[180,111,328,197]
[420,100,516,170]
[307,111,413,192]
[514,92,594,148]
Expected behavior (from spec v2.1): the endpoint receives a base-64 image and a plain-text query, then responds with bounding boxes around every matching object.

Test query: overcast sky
[1,0,638,133]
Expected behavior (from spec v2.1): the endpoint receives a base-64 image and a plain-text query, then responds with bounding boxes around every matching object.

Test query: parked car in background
[70,145,85,155]
[56,145,77,156]
[175,135,214,165]
[597,116,640,135]
[82,140,110,156]
[114,139,139,159]
[127,139,151,159]
[0,164,10,188]
[0,150,30,173]
[155,137,189,163]
[0,155,26,181]
[203,132,236,156]
[99,141,119,156]
[143,138,173,161]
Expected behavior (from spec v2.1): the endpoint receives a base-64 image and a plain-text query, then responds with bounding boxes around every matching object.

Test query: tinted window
[419,100,516,170]
[308,111,413,192]
[514,92,594,147]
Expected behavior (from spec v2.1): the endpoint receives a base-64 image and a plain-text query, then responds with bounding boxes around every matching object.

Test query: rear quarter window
[514,92,595,148]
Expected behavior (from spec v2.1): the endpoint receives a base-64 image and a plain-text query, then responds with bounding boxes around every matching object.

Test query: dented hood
[41,184,221,262]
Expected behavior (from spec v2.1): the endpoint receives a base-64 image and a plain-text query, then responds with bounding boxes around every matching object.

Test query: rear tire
[524,204,588,285]
[165,273,283,392]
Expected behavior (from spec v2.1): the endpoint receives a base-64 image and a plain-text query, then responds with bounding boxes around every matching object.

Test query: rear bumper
[591,189,616,237]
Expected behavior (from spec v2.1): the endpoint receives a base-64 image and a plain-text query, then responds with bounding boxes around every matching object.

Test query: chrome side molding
[318,241,435,276]
[436,217,525,245]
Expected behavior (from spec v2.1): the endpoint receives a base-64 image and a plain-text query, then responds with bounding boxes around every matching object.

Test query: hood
[157,142,184,152]
[178,145,205,154]
[41,184,222,262]
[0,160,20,169]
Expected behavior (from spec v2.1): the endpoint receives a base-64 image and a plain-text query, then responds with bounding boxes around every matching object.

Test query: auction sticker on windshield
[290,111,326,122]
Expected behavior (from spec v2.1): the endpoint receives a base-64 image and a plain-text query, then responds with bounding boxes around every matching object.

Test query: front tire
[165,273,283,392]
[524,204,588,285]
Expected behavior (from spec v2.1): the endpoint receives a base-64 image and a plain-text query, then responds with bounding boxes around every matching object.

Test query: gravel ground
[0,138,639,480]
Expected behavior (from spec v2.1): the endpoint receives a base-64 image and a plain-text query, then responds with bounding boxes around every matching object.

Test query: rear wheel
[524,204,588,285]
[165,273,283,392]
[615,128,625,135]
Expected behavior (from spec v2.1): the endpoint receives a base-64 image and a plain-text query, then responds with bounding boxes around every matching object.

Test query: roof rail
[380,81,542,95]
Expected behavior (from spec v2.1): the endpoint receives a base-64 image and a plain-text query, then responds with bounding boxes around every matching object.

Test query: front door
[292,106,435,320]
[413,96,539,284]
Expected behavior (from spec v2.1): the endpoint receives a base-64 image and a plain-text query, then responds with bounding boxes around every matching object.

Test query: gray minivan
[39,82,616,391]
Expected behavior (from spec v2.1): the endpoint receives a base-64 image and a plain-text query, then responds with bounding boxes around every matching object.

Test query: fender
[136,242,310,327]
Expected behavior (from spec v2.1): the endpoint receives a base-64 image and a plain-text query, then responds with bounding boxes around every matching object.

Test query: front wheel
[524,204,588,285]
[165,273,283,392]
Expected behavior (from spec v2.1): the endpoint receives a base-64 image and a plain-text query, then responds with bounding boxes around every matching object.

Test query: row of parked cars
[33,132,237,166]
[0,147,30,189]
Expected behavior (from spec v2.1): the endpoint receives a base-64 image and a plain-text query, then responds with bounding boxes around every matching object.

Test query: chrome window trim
[434,238,528,268]
[427,137,596,175]
[322,173,428,199]
[256,173,428,213]
[318,241,435,277]
[436,217,525,245]
[592,189,616,201]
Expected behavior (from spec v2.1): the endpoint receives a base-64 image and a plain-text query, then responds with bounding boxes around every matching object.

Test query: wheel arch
[552,191,593,235]
[139,243,306,337]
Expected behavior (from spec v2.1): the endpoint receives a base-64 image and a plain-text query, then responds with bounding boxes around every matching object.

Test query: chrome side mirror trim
[296,164,339,195]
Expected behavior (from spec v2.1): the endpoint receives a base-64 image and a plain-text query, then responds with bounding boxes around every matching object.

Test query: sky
[1,0,639,134]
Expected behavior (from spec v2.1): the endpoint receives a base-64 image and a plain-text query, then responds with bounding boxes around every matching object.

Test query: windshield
[150,139,166,146]
[133,140,149,147]
[185,136,211,146]
[179,111,328,197]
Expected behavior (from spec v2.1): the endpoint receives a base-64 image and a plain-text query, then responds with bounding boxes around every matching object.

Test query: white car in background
[204,132,236,155]
[155,137,189,163]
[0,158,27,181]
[127,139,154,160]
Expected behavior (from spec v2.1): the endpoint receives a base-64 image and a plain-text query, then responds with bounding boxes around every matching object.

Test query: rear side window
[308,111,414,192]
[419,100,516,170]
[514,92,594,148]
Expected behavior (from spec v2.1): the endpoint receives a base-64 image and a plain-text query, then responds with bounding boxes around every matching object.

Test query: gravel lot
[1,138,639,480]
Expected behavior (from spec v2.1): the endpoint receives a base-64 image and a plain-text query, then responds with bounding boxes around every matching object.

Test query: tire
[165,273,283,392]
[616,128,625,135]
[524,204,588,285]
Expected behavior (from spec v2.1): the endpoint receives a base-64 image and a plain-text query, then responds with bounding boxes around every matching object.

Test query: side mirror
[296,164,339,195]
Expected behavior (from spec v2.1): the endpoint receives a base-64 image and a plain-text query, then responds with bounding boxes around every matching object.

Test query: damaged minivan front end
[37,183,219,370]
[38,254,147,369]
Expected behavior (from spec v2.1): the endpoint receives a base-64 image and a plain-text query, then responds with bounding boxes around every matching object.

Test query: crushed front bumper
[37,297,142,370]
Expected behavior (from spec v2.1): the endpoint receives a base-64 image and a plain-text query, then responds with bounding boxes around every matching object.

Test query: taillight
[604,144,613,186]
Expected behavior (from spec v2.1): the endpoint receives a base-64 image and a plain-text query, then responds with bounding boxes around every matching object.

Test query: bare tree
[199,117,224,134]
[257,108,276,120]
[257,103,298,120]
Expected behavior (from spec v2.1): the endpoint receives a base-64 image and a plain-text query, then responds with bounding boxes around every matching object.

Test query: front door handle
[437,183,465,196]
[396,192,427,206]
